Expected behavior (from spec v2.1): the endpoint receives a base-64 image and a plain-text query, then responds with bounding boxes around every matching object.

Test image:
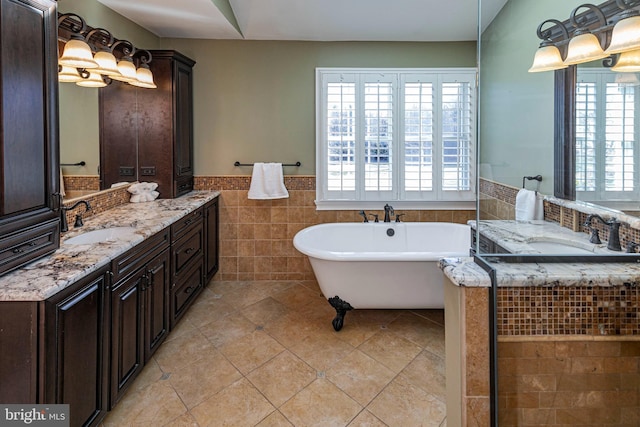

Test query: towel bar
[522,175,542,188]
[234,161,301,167]
[61,161,86,167]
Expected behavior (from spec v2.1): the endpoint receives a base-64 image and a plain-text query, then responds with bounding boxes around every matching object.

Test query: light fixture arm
[536,19,570,45]
[570,4,607,32]
[85,28,115,53]
[134,49,153,66]
[57,13,88,39]
[110,39,136,59]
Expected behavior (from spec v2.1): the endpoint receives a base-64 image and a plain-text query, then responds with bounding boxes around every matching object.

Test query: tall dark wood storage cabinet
[100,50,195,198]
[0,0,60,276]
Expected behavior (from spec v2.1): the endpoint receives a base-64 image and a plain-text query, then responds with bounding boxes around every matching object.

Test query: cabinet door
[204,198,219,282]
[174,59,194,179]
[144,249,170,362]
[44,268,109,427]
[0,0,60,275]
[99,82,139,187]
[110,270,144,406]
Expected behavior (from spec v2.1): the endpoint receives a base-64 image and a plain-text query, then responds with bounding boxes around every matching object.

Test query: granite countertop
[0,191,220,302]
[471,219,616,255]
[440,219,640,288]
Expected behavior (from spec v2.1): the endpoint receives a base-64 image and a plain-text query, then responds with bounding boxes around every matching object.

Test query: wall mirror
[480,0,640,230]
[59,82,101,199]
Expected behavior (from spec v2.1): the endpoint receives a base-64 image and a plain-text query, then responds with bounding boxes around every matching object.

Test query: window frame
[575,68,640,205]
[315,67,477,210]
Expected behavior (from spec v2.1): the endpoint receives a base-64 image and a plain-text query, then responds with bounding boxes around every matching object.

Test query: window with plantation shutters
[576,69,640,203]
[316,68,476,209]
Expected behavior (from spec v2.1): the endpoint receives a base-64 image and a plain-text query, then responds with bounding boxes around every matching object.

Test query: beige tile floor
[101,280,447,427]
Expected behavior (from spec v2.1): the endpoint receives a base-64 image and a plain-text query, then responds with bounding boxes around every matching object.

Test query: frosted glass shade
[111,58,137,82]
[59,39,98,69]
[612,48,640,72]
[529,45,567,72]
[76,71,107,87]
[58,65,83,82]
[129,66,157,89]
[605,15,640,55]
[564,33,608,65]
[93,51,121,77]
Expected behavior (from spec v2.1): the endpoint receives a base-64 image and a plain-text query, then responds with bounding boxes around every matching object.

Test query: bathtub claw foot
[328,296,353,331]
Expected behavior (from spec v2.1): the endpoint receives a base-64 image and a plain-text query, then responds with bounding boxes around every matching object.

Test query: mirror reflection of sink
[525,238,595,254]
[64,227,138,245]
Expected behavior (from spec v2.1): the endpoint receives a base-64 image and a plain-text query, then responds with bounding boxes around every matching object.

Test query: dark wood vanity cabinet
[100,50,196,198]
[170,207,204,328]
[110,230,170,406]
[43,267,111,427]
[0,0,60,276]
[204,197,219,282]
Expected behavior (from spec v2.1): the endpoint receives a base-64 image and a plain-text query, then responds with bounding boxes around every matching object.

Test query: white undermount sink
[64,227,138,245]
[525,238,595,254]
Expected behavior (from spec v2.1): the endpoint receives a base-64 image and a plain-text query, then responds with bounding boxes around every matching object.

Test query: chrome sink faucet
[60,200,91,232]
[383,204,394,222]
[584,214,622,251]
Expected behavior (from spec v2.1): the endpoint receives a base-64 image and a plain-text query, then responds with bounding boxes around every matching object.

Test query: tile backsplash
[195,176,475,281]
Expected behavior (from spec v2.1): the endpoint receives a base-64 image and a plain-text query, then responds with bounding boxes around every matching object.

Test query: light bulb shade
[605,15,640,55]
[564,33,608,65]
[58,65,83,82]
[93,51,121,77]
[59,39,98,69]
[612,48,640,72]
[528,45,567,72]
[111,58,137,82]
[76,71,107,87]
[129,66,157,89]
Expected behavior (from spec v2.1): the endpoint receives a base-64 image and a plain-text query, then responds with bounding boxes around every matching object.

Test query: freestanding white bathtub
[293,221,471,330]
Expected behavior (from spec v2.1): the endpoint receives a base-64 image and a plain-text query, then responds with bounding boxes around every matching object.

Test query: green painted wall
[56,0,475,178]
[160,39,477,175]
[479,0,582,194]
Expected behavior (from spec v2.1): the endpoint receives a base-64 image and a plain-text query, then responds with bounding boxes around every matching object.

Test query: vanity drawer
[0,220,59,274]
[170,207,203,242]
[111,228,170,283]
[172,224,203,277]
[170,260,203,328]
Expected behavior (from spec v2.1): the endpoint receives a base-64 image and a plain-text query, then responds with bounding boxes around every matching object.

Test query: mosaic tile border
[195,175,316,191]
[497,286,640,336]
[62,175,100,191]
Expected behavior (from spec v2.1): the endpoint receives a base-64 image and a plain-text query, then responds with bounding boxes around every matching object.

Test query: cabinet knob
[185,248,194,255]
[185,286,193,294]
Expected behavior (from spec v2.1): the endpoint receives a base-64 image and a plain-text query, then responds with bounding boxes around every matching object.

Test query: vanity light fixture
[611,47,640,70]
[528,19,569,72]
[605,1,640,54]
[57,12,156,88]
[75,71,108,88]
[563,4,608,66]
[57,64,84,83]
[57,14,98,69]
[530,0,640,72]
[128,51,157,89]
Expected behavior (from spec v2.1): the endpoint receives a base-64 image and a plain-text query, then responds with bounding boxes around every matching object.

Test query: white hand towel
[515,189,543,221]
[248,163,289,200]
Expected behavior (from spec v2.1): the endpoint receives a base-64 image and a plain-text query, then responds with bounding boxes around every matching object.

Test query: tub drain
[386,228,395,236]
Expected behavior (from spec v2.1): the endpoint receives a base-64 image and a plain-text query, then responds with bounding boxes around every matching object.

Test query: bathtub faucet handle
[369,214,379,223]
[395,213,405,223]
[358,210,369,223]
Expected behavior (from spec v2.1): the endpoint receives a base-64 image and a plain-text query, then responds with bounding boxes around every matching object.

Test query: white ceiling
[96,0,508,41]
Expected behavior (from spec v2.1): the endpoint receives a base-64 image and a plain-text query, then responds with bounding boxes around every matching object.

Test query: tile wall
[196,176,476,281]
